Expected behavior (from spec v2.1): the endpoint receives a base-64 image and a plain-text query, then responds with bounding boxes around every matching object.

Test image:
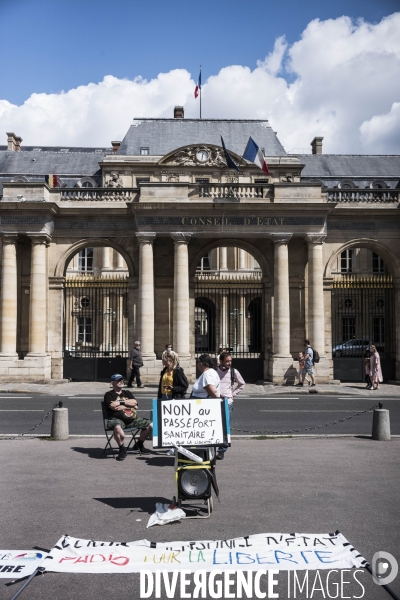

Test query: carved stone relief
[105,172,123,188]
[164,146,229,168]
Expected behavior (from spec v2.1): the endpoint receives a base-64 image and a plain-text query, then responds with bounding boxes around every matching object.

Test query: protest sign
[0,550,48,578]
[44,532,367,574]
[152,398,230,448]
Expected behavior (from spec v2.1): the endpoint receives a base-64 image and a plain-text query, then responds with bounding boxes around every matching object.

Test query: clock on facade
[196,149,209,163]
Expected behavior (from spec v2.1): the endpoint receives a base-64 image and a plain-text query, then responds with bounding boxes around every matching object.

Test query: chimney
[311,136,323,155]
[174,106,184,119]
[7,132,22,151]
[111,141,121,153]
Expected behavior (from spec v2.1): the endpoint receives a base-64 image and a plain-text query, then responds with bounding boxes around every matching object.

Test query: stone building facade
[0,110,399,383]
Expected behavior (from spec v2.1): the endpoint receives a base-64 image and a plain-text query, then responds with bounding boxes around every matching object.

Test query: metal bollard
[372,407,391,441]
[51,405,69,440]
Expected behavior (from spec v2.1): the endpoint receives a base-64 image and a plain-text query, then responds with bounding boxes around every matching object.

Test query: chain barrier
[0,401,63,441]
[231,403,380,436]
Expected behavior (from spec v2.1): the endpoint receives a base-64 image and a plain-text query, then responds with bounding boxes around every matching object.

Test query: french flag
[243,137,269,176]
[194,70,201,99]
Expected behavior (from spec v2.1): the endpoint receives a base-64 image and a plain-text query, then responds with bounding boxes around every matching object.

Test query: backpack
[312,349,320,364]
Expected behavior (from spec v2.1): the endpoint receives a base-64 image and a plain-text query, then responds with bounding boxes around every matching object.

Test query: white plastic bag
[146,502,186,528]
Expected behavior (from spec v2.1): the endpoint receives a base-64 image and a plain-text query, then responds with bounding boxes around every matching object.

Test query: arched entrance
[331,246,395,381]
[194,245,265,381]
[63,245,129,381]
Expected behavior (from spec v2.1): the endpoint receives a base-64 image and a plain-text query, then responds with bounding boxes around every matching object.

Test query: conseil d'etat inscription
[136,215,325,228]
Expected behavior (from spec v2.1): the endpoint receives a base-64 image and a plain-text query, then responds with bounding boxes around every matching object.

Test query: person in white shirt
[191,354,221,399]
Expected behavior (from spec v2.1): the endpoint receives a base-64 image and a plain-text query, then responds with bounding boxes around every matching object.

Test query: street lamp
[103,308,116,352]
[230,308,242,354]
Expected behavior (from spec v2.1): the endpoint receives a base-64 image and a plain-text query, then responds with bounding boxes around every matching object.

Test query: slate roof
[0,146,109,176]
[117,119,287,157]
[297,154,400,178]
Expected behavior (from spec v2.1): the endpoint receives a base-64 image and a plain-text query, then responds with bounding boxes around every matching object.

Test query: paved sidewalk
[1,436,399,600]
[0,379,399,396]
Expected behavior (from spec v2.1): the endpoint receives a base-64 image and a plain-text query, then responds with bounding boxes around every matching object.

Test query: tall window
[373,317,384,348]
[372,252,385,273]
[342,317,355,341]
[78,248,93,272]
[340,249,353,273]
[198,253,210,271]
[78,317,92,343]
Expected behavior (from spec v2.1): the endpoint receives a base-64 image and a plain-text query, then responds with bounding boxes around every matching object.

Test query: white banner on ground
[0,550,48,578]
[44,533,367,574]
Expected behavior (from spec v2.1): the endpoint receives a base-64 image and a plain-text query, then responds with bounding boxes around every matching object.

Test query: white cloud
[0,13,399,154]
[360,102,400,154]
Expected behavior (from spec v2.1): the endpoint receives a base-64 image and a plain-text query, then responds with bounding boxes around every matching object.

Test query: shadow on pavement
[93,496,171,512]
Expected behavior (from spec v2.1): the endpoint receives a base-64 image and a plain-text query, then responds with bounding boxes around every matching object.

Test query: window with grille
[340,249,353,273]
[372,252,385,273]
[373,317,384,347]
[78,248,93,272]
[342,317,355,341]
[78,317,92,343]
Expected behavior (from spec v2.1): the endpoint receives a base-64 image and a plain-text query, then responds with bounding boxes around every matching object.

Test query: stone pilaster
[271,234,293,383]
[0,236,18,357]
[306,234,331,382]
[136,233,156,359]
[171,233,192,359]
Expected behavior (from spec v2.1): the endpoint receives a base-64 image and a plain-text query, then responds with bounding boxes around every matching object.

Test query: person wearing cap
[127,341,144,388]
[104,374,152,461]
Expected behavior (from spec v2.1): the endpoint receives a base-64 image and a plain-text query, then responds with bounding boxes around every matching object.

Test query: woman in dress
[369,345,383,390]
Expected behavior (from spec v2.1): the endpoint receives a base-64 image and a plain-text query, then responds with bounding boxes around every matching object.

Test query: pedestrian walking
[365,357,372,389]
[215,351,245,460]
[161,343,173,366]
[369,345,383,390]
[297,340,316,386]
[297,352,311,386]
[127,341,144,388]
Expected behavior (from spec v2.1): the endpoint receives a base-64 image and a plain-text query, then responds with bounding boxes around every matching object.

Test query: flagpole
[200,65,202,119]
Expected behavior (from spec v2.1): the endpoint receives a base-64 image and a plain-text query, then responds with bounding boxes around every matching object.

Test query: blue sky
[1,0,399,104]
[0,1,399,153]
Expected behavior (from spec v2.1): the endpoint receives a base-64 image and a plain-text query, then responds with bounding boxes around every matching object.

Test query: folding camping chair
[101,401,141,457]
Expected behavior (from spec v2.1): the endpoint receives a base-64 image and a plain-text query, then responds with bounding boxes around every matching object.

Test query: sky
[0,0,399,153]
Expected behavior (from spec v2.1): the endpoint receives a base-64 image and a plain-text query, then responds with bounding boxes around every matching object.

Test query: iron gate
[331,275,395,382]
[63,275,129,381]
[195,273,264,381]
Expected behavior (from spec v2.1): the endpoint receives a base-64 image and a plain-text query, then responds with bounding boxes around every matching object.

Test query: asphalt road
[1,392,399,436]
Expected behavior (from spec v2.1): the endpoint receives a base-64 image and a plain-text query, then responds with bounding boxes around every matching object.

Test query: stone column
[27,236,49,355]
[136,233,156,358]
[0,236,18,356]
[219,247,227,270]
[116,251,125,269]
[271,234,292,382]
[171,233,192,357]
[306,235,326,354]
[272,235,292,355]
[102,246,111,270]
[238,249,246,270]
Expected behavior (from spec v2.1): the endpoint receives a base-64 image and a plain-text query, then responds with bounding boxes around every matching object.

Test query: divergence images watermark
[139,569,369,599]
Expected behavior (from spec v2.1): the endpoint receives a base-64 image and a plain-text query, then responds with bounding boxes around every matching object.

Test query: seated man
[104,373,152,461]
